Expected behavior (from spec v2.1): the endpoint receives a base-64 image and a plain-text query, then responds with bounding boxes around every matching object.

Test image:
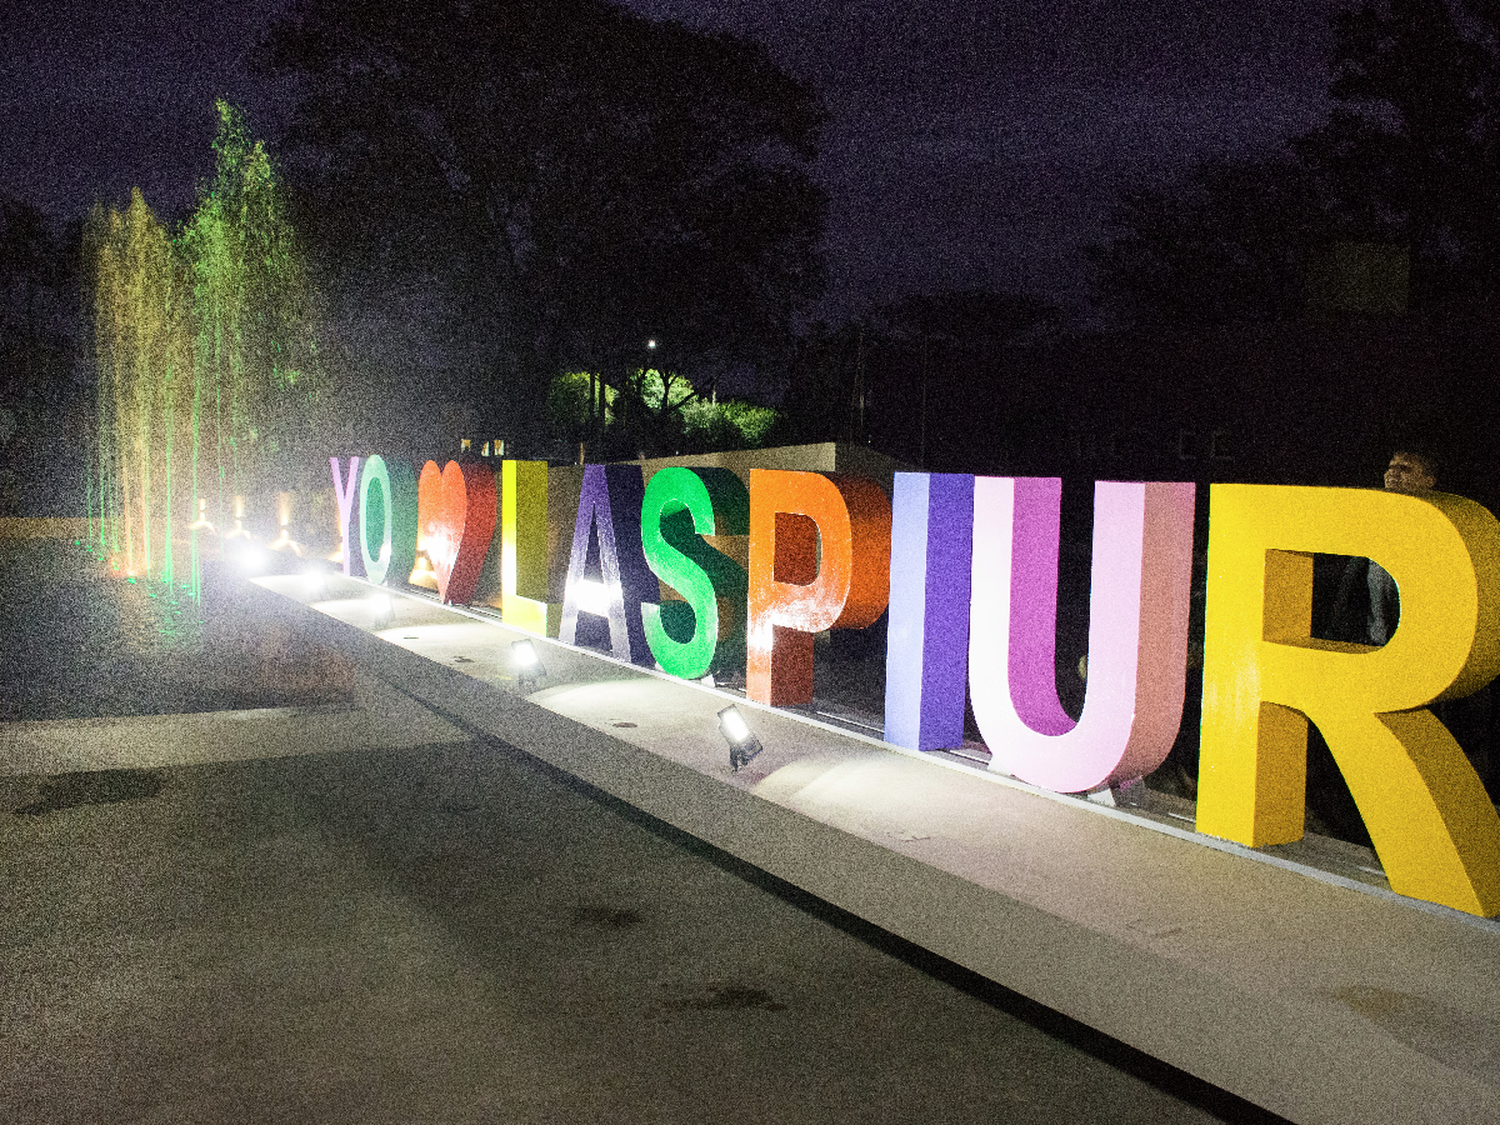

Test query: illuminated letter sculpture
[330,456,365,577]
[560,464,657,663]
[884,472,974,751]
[417,460,443,585]
[358,455,418,586]
[1196,485,1500,916]
[501,460,558,636]
[747,470,891,706]
[969,477,1195,793]
[640,467,750,680]
[422,460,497,605]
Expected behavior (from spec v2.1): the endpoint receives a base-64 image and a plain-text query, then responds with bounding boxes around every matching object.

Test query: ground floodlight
[718,705,763,772]
[302,562,327,598]
[370,591,394,628]
[512,639,545,691]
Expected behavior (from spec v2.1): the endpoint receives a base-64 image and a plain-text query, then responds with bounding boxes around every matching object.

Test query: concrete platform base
[244,573,1500,1125]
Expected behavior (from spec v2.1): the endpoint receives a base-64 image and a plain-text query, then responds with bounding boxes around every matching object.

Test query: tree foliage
[1293,0,1500,304]
[1093,1,1500,323]
[547,367,778,457]
[1091,157,1327,326]
[258,0,826,439]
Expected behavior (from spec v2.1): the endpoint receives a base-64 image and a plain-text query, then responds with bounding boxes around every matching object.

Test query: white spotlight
[512,639,545,691]
[718,705,763,772]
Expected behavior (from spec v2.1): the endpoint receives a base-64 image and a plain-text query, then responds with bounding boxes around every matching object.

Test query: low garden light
[267,492,303,556]
[188,498,216,533]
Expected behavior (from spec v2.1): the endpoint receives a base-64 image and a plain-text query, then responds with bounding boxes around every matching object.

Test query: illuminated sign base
[247,567,1500,1125]
[323,442,1500,918]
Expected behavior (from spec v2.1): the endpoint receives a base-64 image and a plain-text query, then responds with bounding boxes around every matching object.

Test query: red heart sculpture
[417,459,443,584]
[422,459,496,604]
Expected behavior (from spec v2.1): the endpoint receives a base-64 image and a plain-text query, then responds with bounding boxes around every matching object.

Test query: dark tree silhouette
[0,193,68,375]
[258,0,825,444]
[0,194,83,514]
[1293,0,1500,306]
[1090,157,1327,326]
[774,289,1058,463]
[1091,2,1500,324]
[868,289,1059,347]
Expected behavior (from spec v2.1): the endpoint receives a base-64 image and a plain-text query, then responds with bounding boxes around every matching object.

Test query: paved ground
[0,536,1287,1123]
[0,734,1282,1125]
[0,539,355,722]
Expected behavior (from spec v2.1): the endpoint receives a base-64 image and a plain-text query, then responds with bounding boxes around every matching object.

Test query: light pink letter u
[968,477,1195,793]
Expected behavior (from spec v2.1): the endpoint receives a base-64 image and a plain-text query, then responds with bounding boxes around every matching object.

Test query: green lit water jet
[88,101,318,600]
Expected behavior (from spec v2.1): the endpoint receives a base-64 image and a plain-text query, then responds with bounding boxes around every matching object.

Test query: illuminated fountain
[88,101,317,600]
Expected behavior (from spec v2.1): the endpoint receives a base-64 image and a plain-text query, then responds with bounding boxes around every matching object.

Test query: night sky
[620,0,1336,315]
[3,0,1336,318]
[2,0,287,221]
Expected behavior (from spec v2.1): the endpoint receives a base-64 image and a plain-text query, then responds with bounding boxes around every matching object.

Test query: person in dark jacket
[1327,449,1436,647]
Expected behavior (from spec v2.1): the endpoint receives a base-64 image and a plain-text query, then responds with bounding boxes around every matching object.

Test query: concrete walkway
[1,738,1262,1124]
[224,570,1500,1125]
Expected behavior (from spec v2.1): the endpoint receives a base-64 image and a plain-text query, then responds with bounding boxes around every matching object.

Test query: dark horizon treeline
[1093,0,1500,326]
[5,1,1500,502]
